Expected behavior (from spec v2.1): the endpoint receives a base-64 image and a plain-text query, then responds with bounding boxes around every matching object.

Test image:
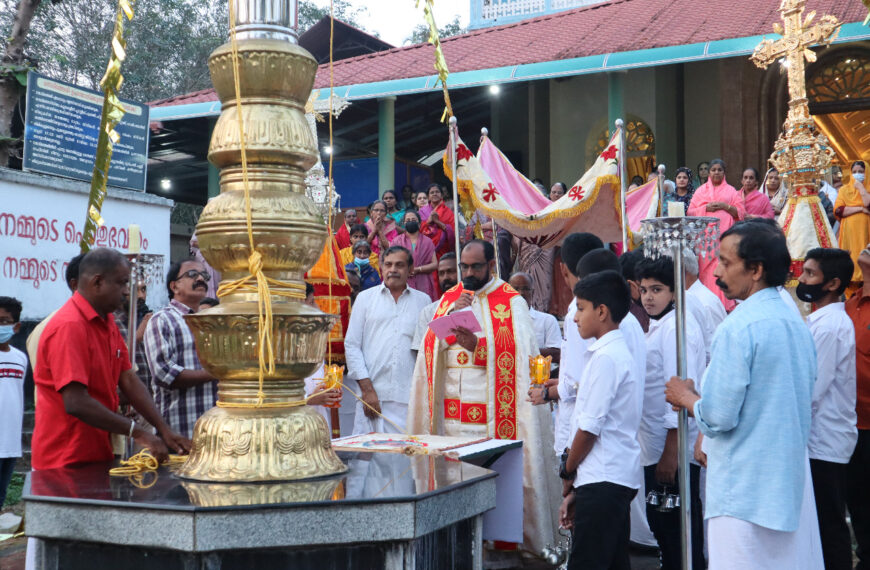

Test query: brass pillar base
[175,405,347,483]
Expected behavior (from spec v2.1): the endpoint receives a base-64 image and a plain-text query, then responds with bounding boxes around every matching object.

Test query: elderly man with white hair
[684,250,727,364]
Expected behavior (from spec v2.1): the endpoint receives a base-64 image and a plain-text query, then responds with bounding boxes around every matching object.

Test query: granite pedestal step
[24,451,497,570]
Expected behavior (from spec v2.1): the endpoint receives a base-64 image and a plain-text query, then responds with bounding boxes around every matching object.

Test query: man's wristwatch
[559,449,576,481]
[541,385,550,402]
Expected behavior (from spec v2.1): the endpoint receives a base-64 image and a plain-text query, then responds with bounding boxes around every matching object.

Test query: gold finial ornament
[174,0,347,482]
[750,0,840,281]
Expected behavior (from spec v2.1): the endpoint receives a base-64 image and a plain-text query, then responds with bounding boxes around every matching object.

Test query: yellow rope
[218,0,284,406]
[108,450,186,476]
[326,0,335,366]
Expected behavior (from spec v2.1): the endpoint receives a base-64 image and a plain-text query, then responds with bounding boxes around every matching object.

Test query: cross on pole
[751,0,840,122]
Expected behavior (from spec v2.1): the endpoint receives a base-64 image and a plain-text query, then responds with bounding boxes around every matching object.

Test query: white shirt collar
[588,328,623,352]
[807,301,845,325]
[378,283,410,297]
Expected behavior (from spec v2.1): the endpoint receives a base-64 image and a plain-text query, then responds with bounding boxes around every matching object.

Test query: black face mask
[462,274,489,291]
[405,221,420,234]
[795,282,827,303]
[648,302,674,321]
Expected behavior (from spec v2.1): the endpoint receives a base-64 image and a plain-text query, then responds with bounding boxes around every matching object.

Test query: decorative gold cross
[751,0,840,106]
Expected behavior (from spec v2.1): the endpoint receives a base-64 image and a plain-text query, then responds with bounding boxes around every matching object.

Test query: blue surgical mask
[355,257,370,266]
[0,325,15,343]
[855,172,866,183]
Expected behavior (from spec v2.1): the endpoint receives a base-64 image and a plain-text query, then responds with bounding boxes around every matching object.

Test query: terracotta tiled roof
[150,0,866,108]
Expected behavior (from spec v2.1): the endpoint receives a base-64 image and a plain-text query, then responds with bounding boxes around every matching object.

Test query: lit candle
[128,224,140,253]
[324,364,344,408]
[667,201,685,217]
[529,355,552,385]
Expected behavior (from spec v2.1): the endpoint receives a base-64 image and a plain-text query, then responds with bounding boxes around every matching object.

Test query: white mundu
[345,283,431,434]
[408,277,561,554]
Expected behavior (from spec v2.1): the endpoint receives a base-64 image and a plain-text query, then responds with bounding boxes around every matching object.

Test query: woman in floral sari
[390,210,438,300]
[419,183,455,259]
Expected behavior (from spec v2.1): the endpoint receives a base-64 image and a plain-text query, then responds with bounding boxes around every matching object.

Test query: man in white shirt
[637,257,707,570]
[509,272,561,364]
[560,270,642,570]
[345,245,431,434]
[683,250,726,363]
[412,253,457,353]
[797,248,858,570]
[526,233,603,454]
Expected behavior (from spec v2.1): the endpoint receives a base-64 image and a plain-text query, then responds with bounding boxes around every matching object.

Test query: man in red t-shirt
[33,248,190,470]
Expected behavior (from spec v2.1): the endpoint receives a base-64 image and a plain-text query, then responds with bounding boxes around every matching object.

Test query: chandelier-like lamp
[641,216,720,570]
[174,0,346,482]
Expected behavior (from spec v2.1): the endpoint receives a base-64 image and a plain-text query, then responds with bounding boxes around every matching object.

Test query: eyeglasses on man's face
[176,269,211,282]
[459,262,488,272]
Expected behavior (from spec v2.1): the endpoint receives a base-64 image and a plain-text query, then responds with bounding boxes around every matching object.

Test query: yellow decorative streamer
[79,0,134,252]
[416,0,453,122]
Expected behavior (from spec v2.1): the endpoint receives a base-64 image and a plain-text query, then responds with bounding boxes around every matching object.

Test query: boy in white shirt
[559,270,641,570]
[0,296,27,507]
[636,257,707,570]
[797,247,858,570]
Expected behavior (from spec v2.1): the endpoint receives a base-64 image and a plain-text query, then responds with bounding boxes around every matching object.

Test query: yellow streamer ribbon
[80,0,134,252]
[416,0,453,122]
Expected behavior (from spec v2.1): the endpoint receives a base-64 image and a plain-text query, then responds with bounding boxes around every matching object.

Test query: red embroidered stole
[422,282,520,440]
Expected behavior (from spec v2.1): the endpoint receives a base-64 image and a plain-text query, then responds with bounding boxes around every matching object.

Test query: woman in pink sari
[364,199,399,256]
[740,167,775,220]
[687,159,745,310]
[390,210,438,300]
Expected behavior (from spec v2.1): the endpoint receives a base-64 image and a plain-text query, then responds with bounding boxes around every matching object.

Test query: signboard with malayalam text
[0,172,171,321]
[22,71,150,192]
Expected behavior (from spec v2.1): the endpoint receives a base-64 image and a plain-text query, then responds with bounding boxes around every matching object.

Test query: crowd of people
[1,159,868,570]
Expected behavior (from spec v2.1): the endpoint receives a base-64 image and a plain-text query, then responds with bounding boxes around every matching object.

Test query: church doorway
[807,46,870,168]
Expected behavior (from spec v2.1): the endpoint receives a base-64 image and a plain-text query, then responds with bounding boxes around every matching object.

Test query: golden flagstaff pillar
[751,0,840,283]
[174,0,347,482]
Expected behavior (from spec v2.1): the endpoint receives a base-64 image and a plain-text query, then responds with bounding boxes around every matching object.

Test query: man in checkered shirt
[144,259,218,438]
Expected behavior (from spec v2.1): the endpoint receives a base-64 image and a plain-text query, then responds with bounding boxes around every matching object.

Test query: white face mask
[855,172,866,183]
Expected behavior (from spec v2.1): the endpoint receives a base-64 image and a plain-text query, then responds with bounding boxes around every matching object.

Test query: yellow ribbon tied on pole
[79,0,135,252]
[416,0,453,122]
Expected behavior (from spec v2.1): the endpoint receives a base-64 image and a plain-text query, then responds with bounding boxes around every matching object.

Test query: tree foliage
[0,0,370,104]
[405,14,465,45]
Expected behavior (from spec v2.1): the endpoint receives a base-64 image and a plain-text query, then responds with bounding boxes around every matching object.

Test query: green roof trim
[152,21,870,121]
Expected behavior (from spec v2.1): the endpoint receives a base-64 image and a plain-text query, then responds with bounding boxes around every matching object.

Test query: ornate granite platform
[24,451,496,570]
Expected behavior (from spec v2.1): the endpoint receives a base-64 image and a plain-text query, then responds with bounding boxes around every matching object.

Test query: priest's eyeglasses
[177,270,211,282]
[459,262,487,272]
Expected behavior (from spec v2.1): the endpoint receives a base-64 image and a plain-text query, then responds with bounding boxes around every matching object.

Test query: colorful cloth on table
[33,293,130,470]
[144,299,217,439]
[390,232,437,301]
[408,278,561,554]
[744,190,775,219]
[835,181,870,285]
[512,238,554,312]
[364,218,399,256]
[687,180,745,310]
[335,223,352,250]
[347,260,382,292]
[694,287,816,531]
[420,202,456,259]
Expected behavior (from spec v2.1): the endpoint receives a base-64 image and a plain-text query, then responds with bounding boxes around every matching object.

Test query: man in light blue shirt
[665,221,823,569]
